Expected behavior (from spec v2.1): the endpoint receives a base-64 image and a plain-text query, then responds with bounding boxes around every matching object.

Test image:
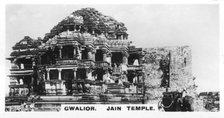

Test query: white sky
[5,4,219,93]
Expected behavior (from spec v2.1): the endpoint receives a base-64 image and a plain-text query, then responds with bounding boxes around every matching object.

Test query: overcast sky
[5,4,219,92]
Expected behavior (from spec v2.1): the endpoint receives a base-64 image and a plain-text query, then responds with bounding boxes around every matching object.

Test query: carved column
[92,29,95,35]
[107,52,112,64]
[73,45,77,58]
[87,69,92,80]
[32,58,36,68]
[123,56,127,65]
[58,69,62,80]
[122,51,129,65]
[46,69,50,80]
[92,49,96,61]
[85,68,89,80]
[59,46,62,59]
[87,47,92,60]
[77,46,82,59]
[74,25,77,32]
[103,54,107,62]
[73,68,77,80]
[102,49,107,62]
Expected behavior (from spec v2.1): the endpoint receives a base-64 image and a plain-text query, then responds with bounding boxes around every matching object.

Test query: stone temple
[6,8,195,112]
[6,8,146,111]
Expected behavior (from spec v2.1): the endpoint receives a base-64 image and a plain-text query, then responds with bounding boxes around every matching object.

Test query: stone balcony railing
[10,68,33,71]
[45,79,65,83]
[56,34,95,46]
[79,38,94,45]
[78,59,95,67]
[127,65,143,71]
[54,58,95,67]
[9,84,28,88]
[56,38,80,45]
[94,39,109,47]
[10,69,33,74]
[94,61,110,69]
[56,58,78,65]
[108,40,130,48]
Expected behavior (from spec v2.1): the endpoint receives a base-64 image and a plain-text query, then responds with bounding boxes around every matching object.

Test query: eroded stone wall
[143,46,197,100]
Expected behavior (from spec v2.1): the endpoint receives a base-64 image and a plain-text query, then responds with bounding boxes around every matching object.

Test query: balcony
[94,61,110,69]
[94,39,109,48]
[78,60,95,68]
[57,38,80,45]
[127,65,143,71]
[10,68,33,71]
[9,69,33,77]
[9,84,28,88]
[108,40,130,49]
[10,64,33,71]
[79,37,94,45]
[56,58,78,65]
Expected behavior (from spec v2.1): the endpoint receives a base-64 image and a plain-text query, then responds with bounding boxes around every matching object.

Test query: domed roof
[43,8,128,42]
[12,36,42,50]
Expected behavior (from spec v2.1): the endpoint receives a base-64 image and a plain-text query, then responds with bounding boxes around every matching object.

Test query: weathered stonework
[5,8,197,111]
[143,46,196,100]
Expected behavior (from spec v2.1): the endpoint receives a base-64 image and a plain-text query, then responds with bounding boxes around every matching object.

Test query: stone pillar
[73,68,77,80]
[85,68,89,80]
[46,69,50,80]
[59,46,62,59]
[123,56,127,65]
[77,46,82,59]
[32,58,36,68]
[87,69,92,80]
[58,69,62,80]
[73,46,77,58]
[137,75,139,83]
[103,54,107,62]
[108,53,112,64]
[92,29,95,35]
[102,49,107,62]
[88,51,92,60]
[74,25,77,31]
[92,49,96,61]
[21,63,24,69]
[122,52,128,65]
[30,77,34,94]
[136,75,139,94]
[87,48,92,60]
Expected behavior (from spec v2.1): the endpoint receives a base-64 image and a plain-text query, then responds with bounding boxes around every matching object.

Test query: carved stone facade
[6,8,145,108]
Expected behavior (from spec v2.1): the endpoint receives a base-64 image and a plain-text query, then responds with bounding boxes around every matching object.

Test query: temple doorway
[77,68,87,80]
[62,45,74,58]
[128,53,139,65]
[111,52,123,67]
[81,48,88,60]
[95,50,103,61]
[49,70,58,80]
[62,69,74,95]
[127,71,136,83]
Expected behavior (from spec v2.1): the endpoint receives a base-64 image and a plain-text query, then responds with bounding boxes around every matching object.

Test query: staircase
[106,83,125,94]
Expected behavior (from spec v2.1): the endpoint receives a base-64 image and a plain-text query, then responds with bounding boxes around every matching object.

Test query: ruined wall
[143,46,197,100]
